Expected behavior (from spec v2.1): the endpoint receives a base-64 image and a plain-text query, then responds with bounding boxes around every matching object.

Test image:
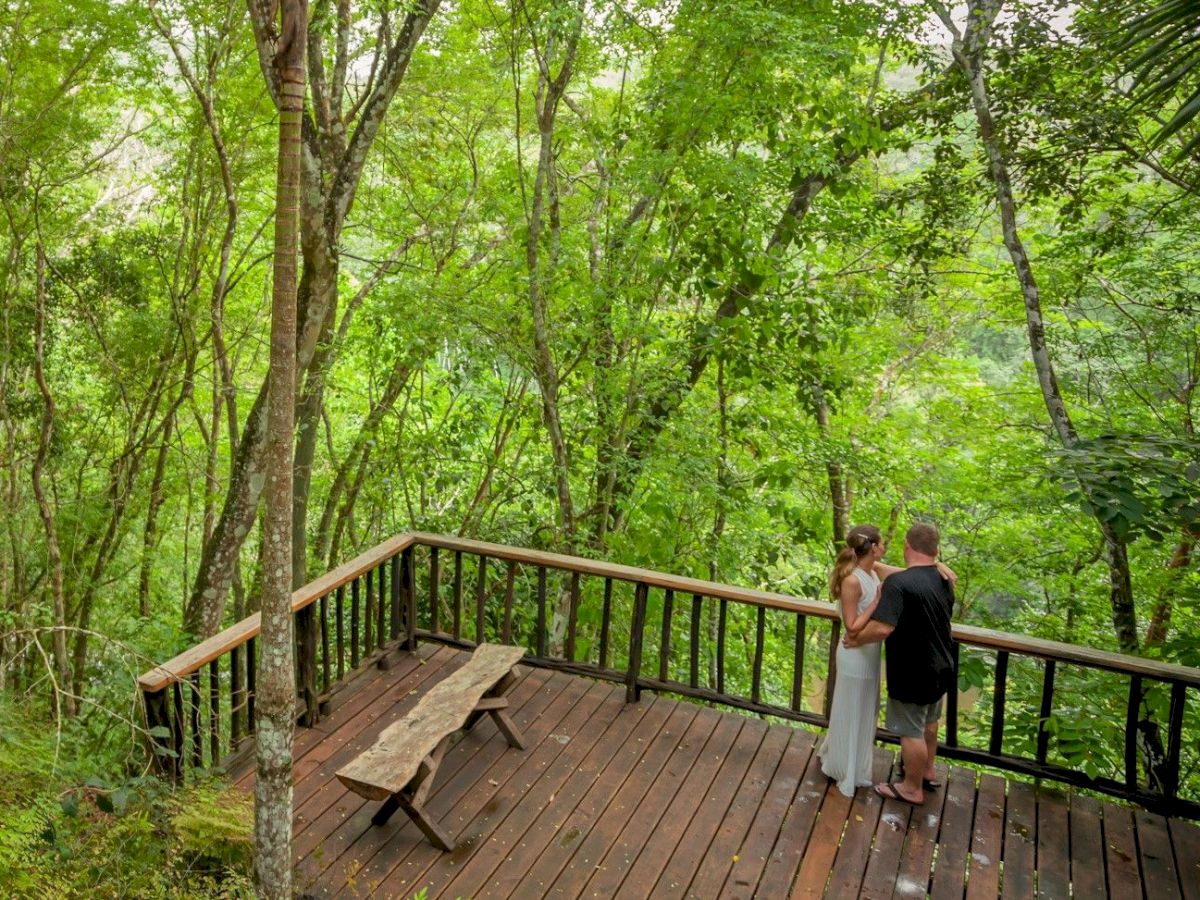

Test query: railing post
[751,606,765,704]
[297,602,319,727]
[716,599,727,695]
[319,593,331,713]
[626,582,649,703]
[429,546,441,634]
[503,561,516,644]
[946,642,959,747]
[189,671,202,768]
[658,588,674,682]
[566,572,581,663]
[1036,659,1056,765]
[823,619,841,722]
[208,659,220,763]
[475,555,488,645]
[246,636,256,734]
[791,613,806,713]
[599,578,613,669]
[231,644,244,746]
[403,545,417,651]
[536,567,548,658]
[142,687,178,780]
[990,650,1009,756]
[171,686,184,777]
[1125,675,1142,790]
[689,594,703,689]
[1164,682,1187,799]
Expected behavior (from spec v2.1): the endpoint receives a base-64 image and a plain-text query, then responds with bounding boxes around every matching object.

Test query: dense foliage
[1,0,1197,892]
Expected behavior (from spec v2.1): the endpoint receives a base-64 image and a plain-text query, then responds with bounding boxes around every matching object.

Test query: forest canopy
[0,0,1198,890]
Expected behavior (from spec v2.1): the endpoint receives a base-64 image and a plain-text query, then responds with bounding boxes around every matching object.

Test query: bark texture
[254,2,306,893]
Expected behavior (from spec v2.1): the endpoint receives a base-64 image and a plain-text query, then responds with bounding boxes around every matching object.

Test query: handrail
[139,530,1200,691]
[137,533,416,692]
[137,530,1200,815]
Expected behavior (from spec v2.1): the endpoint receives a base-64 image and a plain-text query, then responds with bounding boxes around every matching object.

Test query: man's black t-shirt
[873,566,955,705]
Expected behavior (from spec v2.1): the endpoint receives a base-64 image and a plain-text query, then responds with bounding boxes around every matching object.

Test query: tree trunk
[254,2,305,893]
[185,0,443,638]
[940,0,1139,651]
[1144,531,1195,646]
[139,414,175,617]
[31,244,74,718]
[811,380,850,543]
[522,3,584,551]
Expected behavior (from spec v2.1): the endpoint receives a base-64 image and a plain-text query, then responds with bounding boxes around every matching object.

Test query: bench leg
[490,709,526,750]
[371,794,401,827]
[371,739,455,851]
[395,793,455,851]
[466,668,520,734]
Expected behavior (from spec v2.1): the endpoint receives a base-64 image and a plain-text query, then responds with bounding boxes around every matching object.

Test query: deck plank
[857,753,918,899]
[434,681,650,899]
[474,695,671,899]
[929,766,978,900]
[639,718,773,899]
[1170,815,1200,900]
[223,645,1200,900]
[506,700,699,899]
[893,757,953,899]
[717,729,816,900]
[294,666,554,891]
[529,705,716,899]
[1102,802,1143,900]
[965,772,1005,900]
[754,740,829,899]
[788,775,853,896]
[579,710,742,898]
[1067,794,1106,900]
[1035,787,1071,900]
[1136,808,1182,899]
[825,748,893,898]
[1002,781,1037,900]
[333,671,597,897]
[680,726,795,899]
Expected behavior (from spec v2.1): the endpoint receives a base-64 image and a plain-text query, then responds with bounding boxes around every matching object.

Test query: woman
[817,525,955,796]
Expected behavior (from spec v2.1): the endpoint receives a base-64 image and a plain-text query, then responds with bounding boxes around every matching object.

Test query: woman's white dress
[818,566,882,797]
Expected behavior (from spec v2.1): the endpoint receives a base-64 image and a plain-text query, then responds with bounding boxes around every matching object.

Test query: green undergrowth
[0,699,253,898]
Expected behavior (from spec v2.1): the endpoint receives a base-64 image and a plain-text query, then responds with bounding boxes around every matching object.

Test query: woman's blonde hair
[828,524,883,601]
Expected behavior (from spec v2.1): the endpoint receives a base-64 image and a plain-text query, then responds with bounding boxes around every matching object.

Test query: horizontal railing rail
[138,531,1200,818]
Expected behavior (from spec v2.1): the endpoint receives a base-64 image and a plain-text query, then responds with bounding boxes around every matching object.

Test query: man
[844,522,955,806]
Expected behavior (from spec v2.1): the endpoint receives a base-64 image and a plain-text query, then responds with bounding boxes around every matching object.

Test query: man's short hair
[906,522,940,556]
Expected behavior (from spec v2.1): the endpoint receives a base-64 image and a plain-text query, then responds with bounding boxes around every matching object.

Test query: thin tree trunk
[1145,531,1195,646]
[811,380,850,543]
[139,413,175,617]
[31,243,74,717]
[522,2,584,550]
[254,2,305,892]
[939,0,1139,651]
[706,357,730,689]
[186,0,442,638]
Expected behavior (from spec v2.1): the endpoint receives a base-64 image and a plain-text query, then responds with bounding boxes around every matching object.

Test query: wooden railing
[138,532,1200,818]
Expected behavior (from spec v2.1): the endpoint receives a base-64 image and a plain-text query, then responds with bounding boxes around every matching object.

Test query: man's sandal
[874,782,924,806]
[897,764,941,791]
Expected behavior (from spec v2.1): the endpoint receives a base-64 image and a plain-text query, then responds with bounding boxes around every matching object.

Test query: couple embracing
[817,522,956,807]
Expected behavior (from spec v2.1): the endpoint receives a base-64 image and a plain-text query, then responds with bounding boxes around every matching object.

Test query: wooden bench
[335,643,527,850]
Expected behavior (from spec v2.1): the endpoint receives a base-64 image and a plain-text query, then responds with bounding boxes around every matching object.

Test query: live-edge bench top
[336,643,526,801]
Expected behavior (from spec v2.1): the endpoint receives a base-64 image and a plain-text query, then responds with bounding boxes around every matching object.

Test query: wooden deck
[231,644,1200,899]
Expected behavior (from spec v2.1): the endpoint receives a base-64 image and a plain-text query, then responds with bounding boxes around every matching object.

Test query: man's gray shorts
[886,696,944,738]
